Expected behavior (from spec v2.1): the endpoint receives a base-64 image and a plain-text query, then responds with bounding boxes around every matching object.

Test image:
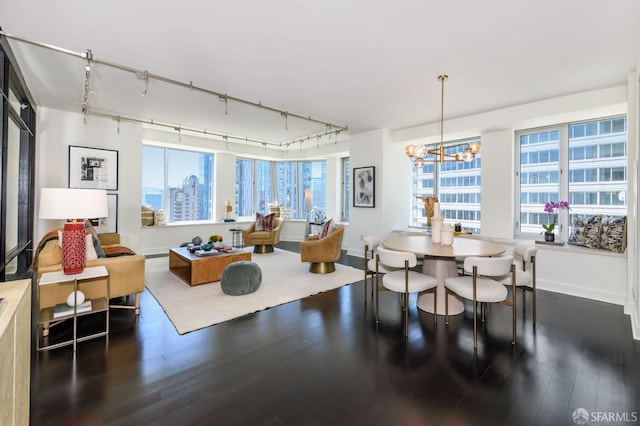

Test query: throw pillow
[568,215,602,249]
[599,215,627,253]
[141,205,155,226]
[255,212,276,231]
[85,234,98,260]
[154,210,167,226]
[84,221,107,258]
[319,219,334,239]
[90,229,107,258]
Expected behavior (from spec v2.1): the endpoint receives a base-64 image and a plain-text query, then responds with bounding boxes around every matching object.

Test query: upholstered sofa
[300,225,345,273]
[242,217,283,253]
[34,232,145,313]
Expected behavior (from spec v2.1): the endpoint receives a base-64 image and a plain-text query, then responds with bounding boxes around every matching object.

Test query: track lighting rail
[0,30,348,147]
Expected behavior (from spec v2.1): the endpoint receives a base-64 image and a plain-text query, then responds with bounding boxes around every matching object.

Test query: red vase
[62,221,86,275]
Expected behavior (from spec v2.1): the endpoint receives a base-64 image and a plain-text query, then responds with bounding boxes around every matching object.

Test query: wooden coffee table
[169,247,252,286]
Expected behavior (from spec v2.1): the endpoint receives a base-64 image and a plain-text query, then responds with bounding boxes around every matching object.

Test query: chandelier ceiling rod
[0,30,348,135]
[439,74,446,148]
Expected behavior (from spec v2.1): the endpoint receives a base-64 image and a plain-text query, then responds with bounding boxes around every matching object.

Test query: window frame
[514,115,627,240]
[342,157,350,222]
[141,144,215,224]
[236,158,327,220]
[410,137,482,232]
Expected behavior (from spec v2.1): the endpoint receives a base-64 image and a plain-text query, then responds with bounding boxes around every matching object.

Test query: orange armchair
[242,217,283,253]
[300,225,345,273]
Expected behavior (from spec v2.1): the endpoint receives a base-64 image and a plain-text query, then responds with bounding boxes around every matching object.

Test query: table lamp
[39,188,108,275]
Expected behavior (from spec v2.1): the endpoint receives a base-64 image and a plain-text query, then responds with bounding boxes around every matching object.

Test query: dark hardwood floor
[30,244,640,425]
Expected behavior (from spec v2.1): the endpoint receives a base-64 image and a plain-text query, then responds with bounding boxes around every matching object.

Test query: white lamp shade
[39,188,109,220]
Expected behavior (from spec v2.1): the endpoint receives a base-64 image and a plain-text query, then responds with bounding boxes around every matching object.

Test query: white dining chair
[444,255,516,349]
[376,246,438,337]
[495,243,538,325]
[391,231,427,267]
[362,235,400,305]
[455,233,493,275]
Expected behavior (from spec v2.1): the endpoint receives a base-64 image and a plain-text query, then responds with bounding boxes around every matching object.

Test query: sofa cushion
[255,212,276,231]
[599,215,627,253]
[568,215,602,249]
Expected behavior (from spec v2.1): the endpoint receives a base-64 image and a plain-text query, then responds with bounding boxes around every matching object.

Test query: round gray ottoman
[221,261,262,295]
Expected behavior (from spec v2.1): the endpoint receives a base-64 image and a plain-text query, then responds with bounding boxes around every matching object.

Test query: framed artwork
[68,145,118,190]
[353,166,375,208]
[89,193,118,233]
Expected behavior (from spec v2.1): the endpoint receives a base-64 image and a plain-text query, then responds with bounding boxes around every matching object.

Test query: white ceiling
[1,1,639,148]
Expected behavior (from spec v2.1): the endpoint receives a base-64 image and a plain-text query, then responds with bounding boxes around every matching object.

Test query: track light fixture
[405,75,480,166]
[81,49,93,123]
[139,70,149,97]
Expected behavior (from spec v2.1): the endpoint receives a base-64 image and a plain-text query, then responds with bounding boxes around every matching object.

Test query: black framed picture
[353,166,375,208]
[68,145,118,190]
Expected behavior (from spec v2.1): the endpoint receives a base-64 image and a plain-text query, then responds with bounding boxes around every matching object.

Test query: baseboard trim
[625,299,640,340]
[632,312,640,340]
[537,279,627,306]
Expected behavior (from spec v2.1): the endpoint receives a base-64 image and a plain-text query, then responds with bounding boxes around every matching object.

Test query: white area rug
[145,248,363,334]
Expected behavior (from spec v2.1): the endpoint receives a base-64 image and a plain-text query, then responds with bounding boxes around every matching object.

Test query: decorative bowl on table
[201,243,213,251]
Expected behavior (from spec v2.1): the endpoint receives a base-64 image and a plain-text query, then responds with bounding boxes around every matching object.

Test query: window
[342,158,350,222]
[237,159,326,219]
[142,145,214,223]
[236,158,254,217]
[275,161,297,216]
[516,116,627,238]
[410,138,482,232]
[256,160,273,214]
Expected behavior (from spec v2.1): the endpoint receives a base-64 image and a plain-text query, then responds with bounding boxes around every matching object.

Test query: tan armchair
[242,217,283,253]
[300,225,345,273]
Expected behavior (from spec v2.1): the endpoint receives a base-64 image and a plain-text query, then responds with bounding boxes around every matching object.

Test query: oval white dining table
[381,235,506,315]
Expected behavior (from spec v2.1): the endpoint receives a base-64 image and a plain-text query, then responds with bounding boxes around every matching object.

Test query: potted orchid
[542,200,570,242]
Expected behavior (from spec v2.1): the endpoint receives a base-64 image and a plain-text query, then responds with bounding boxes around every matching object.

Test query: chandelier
[405,75,480,166]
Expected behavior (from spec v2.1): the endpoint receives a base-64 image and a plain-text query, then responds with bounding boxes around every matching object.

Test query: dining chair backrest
[362,235,381,250]
[458,233,493,242]
[463,255,513,277]
[377,246,417,269]
[513,242,537,266]
[392,230,427,237]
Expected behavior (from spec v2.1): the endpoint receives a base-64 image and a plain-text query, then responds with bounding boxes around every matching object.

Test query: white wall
[625,70,640,339]
[479,129,514,239]
[344,130,392,255]
[35,107,143,250]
